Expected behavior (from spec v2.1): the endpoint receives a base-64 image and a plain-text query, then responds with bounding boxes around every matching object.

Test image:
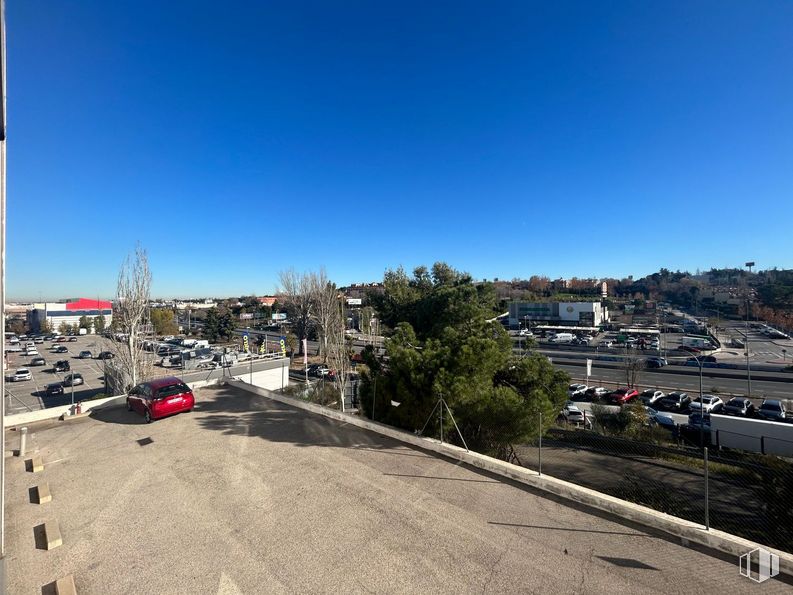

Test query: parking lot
[4,335,113,414]
[5,384,775,594]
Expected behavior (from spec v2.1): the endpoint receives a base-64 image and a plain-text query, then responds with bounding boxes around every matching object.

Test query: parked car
[68,336,78,342]
[308,364,330,377]
[24,349,39,358]
[567,384,588,398]
[608,388,639,405]
[722,397,755,417]
[658,392,691,412]
[645,407,676,430]
[33,337,44,344]
[687,412,711,429]
[756,399,787,423]
[689,395,724,414]
[4,344,22,352]
[584,387,611,401]
[560,402,591,427]
[78,350,93,359]
[96,351,115,360]
[645,357,667,369]
[44,383,64,396]
[639,390,665,406]
[62,373,84,387]
[7,368,32,382]
[30,357,46,366]
[53,360,70,372]
[56,336,68,342]
[126,376,195,423]
[53,345,68,353]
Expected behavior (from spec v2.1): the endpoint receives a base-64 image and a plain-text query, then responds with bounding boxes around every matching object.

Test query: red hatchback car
[126,376,195,423]
[609,388,639,405]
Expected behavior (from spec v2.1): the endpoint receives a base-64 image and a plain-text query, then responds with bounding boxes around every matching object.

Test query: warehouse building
[508,301,609,329]
[28,298,113,333]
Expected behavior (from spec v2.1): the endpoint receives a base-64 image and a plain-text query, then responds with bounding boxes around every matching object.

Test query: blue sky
[8,1,793,300]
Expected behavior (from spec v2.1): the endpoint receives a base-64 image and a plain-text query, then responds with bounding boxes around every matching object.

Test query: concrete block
[55,574,77,595]
[28,456,44,473]
[37,482,52,504]
[44,520,62,550]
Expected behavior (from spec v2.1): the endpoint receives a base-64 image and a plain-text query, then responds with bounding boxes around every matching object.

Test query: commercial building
[508,301,609,329]
[28,298,113,333]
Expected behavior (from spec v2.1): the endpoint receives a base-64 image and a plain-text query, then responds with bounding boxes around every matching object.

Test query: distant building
[28,298,113,332]
[257,296,277,307]
[508,301,609,328]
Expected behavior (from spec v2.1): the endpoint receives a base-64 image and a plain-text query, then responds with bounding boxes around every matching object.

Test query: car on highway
[685,355,717,366]
[639,390,665,406]
[62,373,84,387]
[44,383,64,397]
[30,356,47,366]
[54,360,70,372]
[7,368,32,382]
[52,345,68,353]
[645,357,667,369]
[756,400,788,423]
[78,350,93,359]
[689,395,724,414]
[608,388,639,405]
[96,351,115,360]
[657,392,691,412]
[722,397,755,418]
[126,376,195,423]
[645,407,676,431]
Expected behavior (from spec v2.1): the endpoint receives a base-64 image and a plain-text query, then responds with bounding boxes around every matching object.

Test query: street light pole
[745,261,754,400]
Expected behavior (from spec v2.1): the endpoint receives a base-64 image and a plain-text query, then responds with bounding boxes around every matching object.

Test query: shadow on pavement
[90,406,146,425]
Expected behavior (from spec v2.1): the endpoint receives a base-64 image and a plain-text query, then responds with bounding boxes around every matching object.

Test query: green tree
[150,308,178,336]
[93,315,106,334]
[78,315,92,331]
[58,321,69,335]
[203,307,236,343]
[39,318,53,334]
[360,263,569,458]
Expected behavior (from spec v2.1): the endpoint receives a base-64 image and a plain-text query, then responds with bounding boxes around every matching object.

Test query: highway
[555,359,792,400]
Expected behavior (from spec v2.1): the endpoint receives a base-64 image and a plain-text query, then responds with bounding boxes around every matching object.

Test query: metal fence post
[538,412,542,476]
[704,447,710,531]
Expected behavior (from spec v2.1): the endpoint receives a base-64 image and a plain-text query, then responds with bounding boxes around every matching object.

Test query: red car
[609,388,639,405]
[126,376,195,423]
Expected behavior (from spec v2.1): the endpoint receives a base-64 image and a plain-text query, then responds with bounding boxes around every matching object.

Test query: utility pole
[745,262,754,399]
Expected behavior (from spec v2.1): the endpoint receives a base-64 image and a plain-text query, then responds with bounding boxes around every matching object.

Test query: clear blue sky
[8,1,793,300]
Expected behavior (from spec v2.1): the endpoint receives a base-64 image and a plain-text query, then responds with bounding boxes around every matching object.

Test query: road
[555,360,792,400]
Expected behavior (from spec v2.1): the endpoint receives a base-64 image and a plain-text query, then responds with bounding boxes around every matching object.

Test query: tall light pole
[745,262,754,399]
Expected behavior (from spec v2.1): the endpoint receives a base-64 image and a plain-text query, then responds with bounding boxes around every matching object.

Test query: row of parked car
[567,383,789,422]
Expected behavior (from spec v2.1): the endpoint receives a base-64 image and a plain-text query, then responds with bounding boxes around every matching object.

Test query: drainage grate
[137,437,154,447]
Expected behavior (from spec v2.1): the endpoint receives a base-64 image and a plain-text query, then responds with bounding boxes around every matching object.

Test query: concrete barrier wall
[4,377,222,428]
[711,415,793,457]
[226,378,793,575]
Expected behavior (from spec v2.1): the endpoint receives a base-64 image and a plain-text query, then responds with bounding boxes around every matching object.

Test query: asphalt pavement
[7,384,787,593]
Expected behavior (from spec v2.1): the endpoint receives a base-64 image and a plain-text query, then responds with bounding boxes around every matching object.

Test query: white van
[550,332,575,343]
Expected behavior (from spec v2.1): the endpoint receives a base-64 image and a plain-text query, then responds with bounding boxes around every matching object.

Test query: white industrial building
[28,298,113,333]
[508,301,609,328]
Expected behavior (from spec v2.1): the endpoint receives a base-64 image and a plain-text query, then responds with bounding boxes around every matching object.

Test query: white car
[4,344,22,352]
[590,387,610,399]
[639,389,665,406]
[689,395,724,414]
[561,402,593,427]
[568,384,588,398]
[9,368,32,382]
[24,349,39,358]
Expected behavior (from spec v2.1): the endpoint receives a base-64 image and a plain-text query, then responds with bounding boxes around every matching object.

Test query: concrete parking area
[5,384,789,594]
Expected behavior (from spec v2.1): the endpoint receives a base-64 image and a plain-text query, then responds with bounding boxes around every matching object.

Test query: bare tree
[622,348,643,389]
[310,268,340,362]
[278,269,314,356]
[324,294,351,412]
[112,245,152,390]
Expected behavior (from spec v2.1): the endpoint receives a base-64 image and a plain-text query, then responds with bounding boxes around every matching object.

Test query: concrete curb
[226,378,793,576]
